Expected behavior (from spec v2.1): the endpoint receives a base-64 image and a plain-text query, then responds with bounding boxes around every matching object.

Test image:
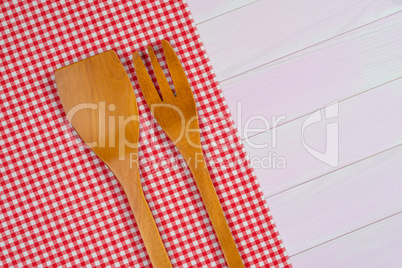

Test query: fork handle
[184,150,245,267]
[120,174,172,268]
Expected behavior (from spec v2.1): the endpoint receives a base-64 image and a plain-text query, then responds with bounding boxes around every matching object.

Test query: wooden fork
[132,40,244,268]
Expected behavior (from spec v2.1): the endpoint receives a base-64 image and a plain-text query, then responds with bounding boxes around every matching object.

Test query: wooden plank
[266,145,402,255]
[290,212,402,267]
[186,0,257,24]
[196,0,402,80]
[243,78,402,197]
[223,13,402,131]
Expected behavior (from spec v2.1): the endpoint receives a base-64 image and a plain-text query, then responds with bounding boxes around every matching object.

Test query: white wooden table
[186,1,402,267]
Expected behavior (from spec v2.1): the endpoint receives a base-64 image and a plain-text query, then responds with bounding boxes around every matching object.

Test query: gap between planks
[187,2,402,264]
[192,0,260,25]
[243,76,402,142]
[194,1,402,81]
[190,1,402,140]
[290,211,402,257]
[264,143,402,199]
[264,144,402,255]
[218,10,402,84]
[240,74,402,196]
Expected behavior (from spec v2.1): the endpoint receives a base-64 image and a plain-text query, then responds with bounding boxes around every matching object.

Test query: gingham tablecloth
[0,1,291,267]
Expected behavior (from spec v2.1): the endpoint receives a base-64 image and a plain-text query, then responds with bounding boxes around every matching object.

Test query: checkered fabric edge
[0,0,291,267]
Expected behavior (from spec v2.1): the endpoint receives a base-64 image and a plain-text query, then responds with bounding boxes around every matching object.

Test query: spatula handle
[121,175,172,268]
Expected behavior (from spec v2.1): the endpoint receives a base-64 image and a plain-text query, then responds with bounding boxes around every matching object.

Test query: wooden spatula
[55,50,172,268]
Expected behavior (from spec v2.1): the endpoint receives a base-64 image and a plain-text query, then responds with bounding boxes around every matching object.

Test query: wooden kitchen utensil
[55,51,172,268]
[133,40,244,267]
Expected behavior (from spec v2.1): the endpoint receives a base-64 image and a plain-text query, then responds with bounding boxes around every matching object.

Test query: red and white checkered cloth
[0,1,291,267]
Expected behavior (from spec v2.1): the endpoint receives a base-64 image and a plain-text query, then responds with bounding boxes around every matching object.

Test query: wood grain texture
[196,0,402,81]
[186,0,257,23]
[291,212,402,267]
[223,13,402,131]
[244,78,402,197]
[55,51,172,268]
[133,40,244,268]
[267,145,402,255]
[185,1,402,265]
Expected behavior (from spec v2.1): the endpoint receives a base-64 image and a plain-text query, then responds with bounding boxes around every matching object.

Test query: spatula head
[55,51,139,178]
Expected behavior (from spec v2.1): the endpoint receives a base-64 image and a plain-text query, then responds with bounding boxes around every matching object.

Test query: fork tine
[147,45,175,100]
[161,40,192,97]
[132,51,161,105]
